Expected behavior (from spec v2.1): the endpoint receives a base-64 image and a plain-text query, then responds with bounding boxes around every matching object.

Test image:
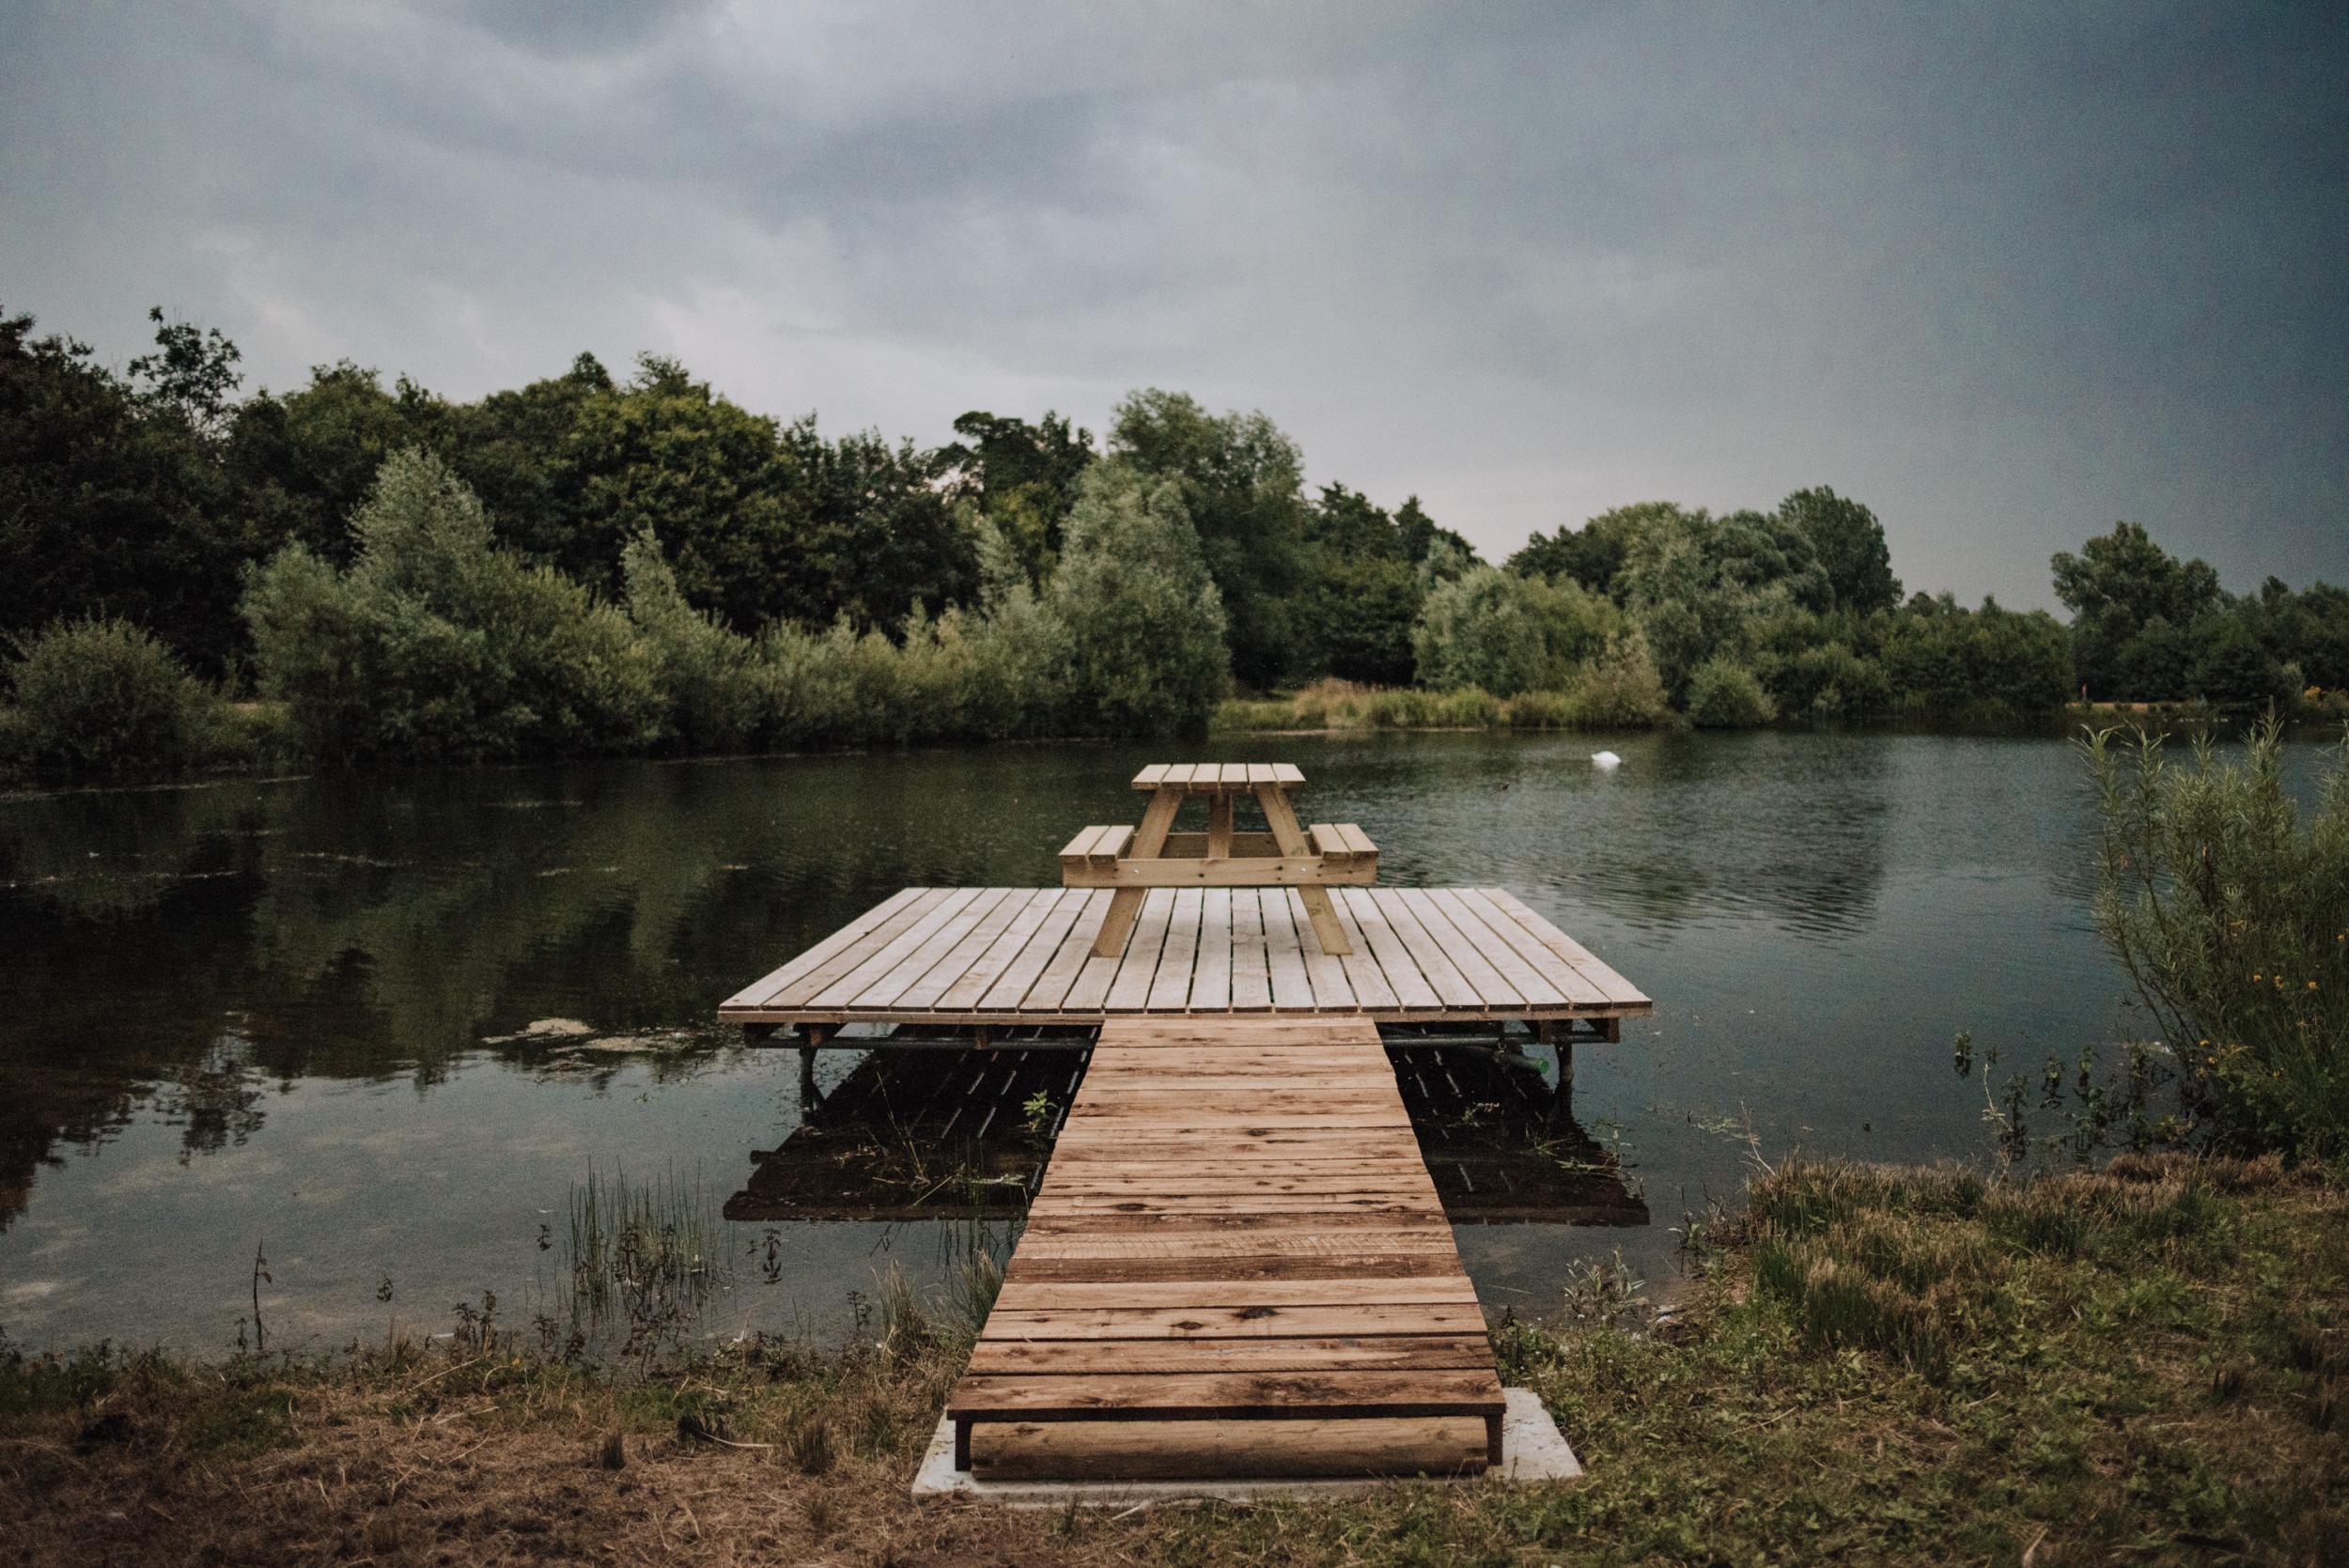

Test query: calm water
[0,731,2217,1356]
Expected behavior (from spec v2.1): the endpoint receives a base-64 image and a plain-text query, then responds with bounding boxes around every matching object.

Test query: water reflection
[723,1038,1644,1233]
[2,731,2275,1351]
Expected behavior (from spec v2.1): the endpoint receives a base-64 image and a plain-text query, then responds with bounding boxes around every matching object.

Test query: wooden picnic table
[1061,763,1377,958]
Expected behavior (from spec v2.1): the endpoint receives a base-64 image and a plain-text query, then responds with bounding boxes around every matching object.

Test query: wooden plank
[1059,825,1108,862]
[981,1304,1490,1340]
[999,1254,1470,1284]
[949,1370,1503,1421]
[1014,891,1110,1011]
[1480,888,1651,1006]
[977,889,1088,1010]
[1228,888,1271,1011]
[1327,891,1400,1010]
[1188,888,1233,1011]
[1132,763,1171,790]
[970,1417,1488,1481]
[1424,888,1566,1007]
[990,1278,1483,1311]
[1373,891,1486,1010]
[1443,888,1608,1008]
[1287,888,1359,1009]
[1335,888,1440,1010]
[1392,888,1523,1009]
[1146,888,1204,1011]
[1260,886,1318,1010]
[896,885,1037,1010]
[1064,855,1378,889]
[803,886,984,1009]
[853,885,1019,1009]
[756,887,958,1012]
[1269,763,1304,786]
[1103,889,1175,1012]
[937,888,1066,1010]
[1090,824,1134,863]
[717,887,926,1011]
[966,1335,1492,1374]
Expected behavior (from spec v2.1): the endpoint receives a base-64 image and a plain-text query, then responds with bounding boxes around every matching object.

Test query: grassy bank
[4,1153,2341,1565]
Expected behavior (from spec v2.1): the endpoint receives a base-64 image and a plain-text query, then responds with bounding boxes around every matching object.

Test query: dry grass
[5,1155,2344,1565]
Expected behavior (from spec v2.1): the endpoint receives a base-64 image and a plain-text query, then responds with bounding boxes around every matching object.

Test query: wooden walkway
[720,886,1649,1030]
[946,1017,1508,1481]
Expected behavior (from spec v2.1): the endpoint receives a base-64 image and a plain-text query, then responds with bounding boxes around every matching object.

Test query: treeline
[4,303,2345,778]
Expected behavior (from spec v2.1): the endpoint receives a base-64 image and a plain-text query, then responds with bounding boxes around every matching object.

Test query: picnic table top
[1132,763,1304,792]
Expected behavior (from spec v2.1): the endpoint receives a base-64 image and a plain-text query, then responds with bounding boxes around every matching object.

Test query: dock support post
[953,1418,972,1472]
[793,1024,832,1112]
[1486,1412,1505,1468]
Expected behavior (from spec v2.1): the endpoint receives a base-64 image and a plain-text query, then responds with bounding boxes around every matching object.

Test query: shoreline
[6,1153,2339,1564]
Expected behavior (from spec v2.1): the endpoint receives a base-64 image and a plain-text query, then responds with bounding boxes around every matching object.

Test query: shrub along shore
[9,301,2349,784]
[2,1154,2341,1565]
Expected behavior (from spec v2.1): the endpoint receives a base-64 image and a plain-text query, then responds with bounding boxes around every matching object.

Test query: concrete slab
[910,1388,1580,1507]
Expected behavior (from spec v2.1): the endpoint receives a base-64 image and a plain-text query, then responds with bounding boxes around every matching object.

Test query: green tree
[1412,567,1617,696]
[1615,506,1828,703]
[939,410,1095,589]
[1042,463,1228,735]
[1392,495,1476,571]
[2053,522,2226,699]
[1110,389,1307,690]
[2188,613,2290,709]
[1879,593,2072,716]
[1507,502,1675,597]
[0,307,257,674]
[226,360,451,565]
[1778,487,1900,613]
[241,448,660,762]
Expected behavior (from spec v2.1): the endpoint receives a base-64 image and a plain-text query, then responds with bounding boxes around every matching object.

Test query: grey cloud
[1,0,2341,602]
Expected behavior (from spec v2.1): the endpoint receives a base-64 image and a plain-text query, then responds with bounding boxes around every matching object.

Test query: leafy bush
[1686,658,1777,727]
[1411,567,1616,696]
[2087,719,2348,1162]
[3,616,227,778]
[242,449,661,762]
[1044,463,1227,736]
[621,532,770,753]
[1880,594,2072,718]
[1564,629,1672,727]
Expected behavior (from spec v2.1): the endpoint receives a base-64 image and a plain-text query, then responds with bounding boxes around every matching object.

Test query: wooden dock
[947,1017,1508,1481]
[719,885,1649,1032]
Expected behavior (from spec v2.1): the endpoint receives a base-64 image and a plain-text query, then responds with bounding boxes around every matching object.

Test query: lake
[0,730,2208,1357]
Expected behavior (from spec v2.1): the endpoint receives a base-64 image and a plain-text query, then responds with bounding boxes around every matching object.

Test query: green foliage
[1411,567,1616,696]
[2087,720,2349,1162]
[1685,657,1778,727]
[1109,390,1305,691]
[939,409,1095,589]
[1044,463,1228,736]
[2,616,230,778]
[1779,486,1901,614]
[1880,593,2073,718]
[0,308,258,675]
[241,448,661,763]
[1565,627,1672,727]
[1616,505,1830,703]
[621,532,770,753]
[1505,501,1669,596]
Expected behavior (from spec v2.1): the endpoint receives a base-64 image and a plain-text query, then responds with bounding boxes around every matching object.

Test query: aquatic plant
[562,1163,724,1361]
[2086,718,2349,1163]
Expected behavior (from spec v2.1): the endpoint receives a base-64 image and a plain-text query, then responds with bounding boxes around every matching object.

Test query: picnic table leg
[1254,784,1354,955]
[1089,786,1184,956]
[1297,886,1351,955]
[1092,889,1145,957]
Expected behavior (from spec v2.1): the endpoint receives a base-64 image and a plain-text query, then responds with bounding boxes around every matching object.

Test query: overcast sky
[5,1,2343,607]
